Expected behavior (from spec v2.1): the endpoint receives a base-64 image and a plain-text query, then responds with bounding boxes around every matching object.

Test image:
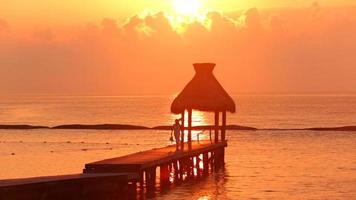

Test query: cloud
[101,18,120,36]
[1,6,356,94]
[122,15,145,38]
[244,8,262,31]
[207,11,238,33]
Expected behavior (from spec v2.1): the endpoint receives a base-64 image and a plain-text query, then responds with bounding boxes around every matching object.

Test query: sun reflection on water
[170,110,209,127]
[198,196,211,200]
[170,110,212,141]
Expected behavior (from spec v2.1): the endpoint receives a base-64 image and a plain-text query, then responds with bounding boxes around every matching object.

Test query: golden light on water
[170,109,213,142]
[192,110,208,126]
[171,110,208,126]
[198,196,211,200]
[170,110,211,141]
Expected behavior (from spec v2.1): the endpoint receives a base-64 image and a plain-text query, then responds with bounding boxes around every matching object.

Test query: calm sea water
[0,95,356,199]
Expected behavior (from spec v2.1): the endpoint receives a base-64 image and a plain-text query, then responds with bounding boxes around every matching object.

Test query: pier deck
[0,173,139,200]
[0,141,227,199]
[84,140,227,191]
[84,141,227,174]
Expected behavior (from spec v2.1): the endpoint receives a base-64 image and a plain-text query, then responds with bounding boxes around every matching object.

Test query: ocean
[1,95,356,199]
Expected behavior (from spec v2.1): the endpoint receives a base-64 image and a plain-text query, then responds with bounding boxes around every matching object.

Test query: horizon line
[1,92,356,98]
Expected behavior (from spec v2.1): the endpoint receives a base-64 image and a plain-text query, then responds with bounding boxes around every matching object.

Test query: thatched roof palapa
[171,63,236,114]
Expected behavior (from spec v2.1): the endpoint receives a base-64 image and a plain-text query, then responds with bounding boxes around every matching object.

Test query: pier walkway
[84,141,227,190]
[0,141,227,200]
[0,173,138,200]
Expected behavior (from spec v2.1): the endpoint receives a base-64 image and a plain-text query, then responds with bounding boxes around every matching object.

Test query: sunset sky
[1,0,356,95]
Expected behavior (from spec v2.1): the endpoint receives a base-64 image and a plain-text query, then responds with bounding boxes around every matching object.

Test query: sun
[173,0,202,16]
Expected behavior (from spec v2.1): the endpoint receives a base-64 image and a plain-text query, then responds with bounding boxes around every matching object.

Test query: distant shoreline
[0,124,356,132]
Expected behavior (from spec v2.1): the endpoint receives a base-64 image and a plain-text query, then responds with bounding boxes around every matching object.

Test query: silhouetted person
[171,119,182,151]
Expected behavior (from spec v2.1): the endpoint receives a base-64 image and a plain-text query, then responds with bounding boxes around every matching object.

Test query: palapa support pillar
[214,111,220,143]
[181,111,185,151]
[188,109,192,149]
[222,111,226,142]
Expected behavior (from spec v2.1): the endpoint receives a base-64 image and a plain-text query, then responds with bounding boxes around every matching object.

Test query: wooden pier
[0,140,228,200]
[0,173,139,200]
[0,63,236,199]
[84,141,227,190]
[83,63,236,193]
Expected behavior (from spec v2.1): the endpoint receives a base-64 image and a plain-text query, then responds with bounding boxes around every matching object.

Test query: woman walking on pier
[171,119,182,151]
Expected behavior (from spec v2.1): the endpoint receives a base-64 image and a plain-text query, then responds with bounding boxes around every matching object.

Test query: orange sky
[1,1,356,27]
[1,1,356,95]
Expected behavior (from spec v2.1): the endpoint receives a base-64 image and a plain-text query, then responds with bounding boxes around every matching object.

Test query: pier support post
[214,150,219,171]
[145,167,156,191]
[191,157,195,178]
[152,167,157,187]
[173,161,179,182]
[181,111,185,151]
[128,181,137,199]
[213,148,225,171]
[177,160,182,181]
[160,164,170,188]
[210,151,215,173]
[195,155,201,178]
[139,171,144,192]
[203,153,209,176]
[185,158,191,179]
[221,148,225,165]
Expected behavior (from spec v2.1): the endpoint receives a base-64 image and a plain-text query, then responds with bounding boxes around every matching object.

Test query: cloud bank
[1,4,356,95]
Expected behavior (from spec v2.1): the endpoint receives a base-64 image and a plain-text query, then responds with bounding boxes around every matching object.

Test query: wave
[263,126,356,132]
[0,125,49,129]
[1,124,356,132]
[52,124,149,130]
[151,125,257,131]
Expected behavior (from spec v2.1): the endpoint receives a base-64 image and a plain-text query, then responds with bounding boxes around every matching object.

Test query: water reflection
[170,110,210,127]
[3,130,356,199]
[170,110,213,142]
[151,168,228,200]
[138,167,228,200]
[192,110,209,126]
[198,196,210,200]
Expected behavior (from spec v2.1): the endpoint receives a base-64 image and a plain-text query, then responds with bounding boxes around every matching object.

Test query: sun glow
[168,0,209,33]
[173,0,202,16]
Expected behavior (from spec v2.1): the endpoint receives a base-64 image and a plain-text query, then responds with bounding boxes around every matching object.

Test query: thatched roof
[171,63,236,114]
